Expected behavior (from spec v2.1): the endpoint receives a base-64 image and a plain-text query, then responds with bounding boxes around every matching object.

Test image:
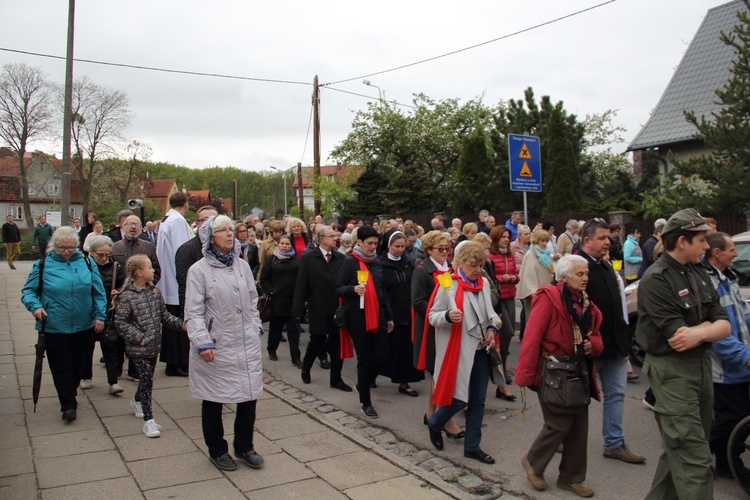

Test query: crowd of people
[14,199,750,498]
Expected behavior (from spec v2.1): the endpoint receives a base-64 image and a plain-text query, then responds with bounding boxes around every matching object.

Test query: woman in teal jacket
[22,226,107,422]
[622,227,643,285]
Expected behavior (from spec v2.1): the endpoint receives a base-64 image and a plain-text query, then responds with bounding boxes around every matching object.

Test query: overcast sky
[1,0,733,172]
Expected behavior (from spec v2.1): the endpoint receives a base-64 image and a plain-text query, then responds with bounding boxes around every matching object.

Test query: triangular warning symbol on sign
[519,143,532,159]
[520,162,532,177]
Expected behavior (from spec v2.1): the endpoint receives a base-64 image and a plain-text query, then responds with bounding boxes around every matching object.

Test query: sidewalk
[0,263,463,499]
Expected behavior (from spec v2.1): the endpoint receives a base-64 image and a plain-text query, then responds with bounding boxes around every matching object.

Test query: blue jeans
[429,349,490,452]
[594,356,628,450]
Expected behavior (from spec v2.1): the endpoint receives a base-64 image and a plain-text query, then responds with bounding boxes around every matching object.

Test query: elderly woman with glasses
[21,226,107,422]
[185,215,264,472]
[412,230,465,438]
[427,241,502,464]
[81,235,126,395]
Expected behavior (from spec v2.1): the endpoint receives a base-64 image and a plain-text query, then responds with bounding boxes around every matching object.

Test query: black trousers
[160,304,189,370]
[268,315,301,361]
[81,332,126,384]
[45,329,94,412]
[710,382,750,470]
[302,331,343,385]
[350,327,378,406]
[202,399,257,458]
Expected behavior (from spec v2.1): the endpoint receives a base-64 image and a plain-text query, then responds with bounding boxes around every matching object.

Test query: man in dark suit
[293,225,351,391]
[107,209,151,243]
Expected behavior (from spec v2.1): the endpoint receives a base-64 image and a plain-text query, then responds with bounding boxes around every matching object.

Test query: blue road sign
[508,134,542,192]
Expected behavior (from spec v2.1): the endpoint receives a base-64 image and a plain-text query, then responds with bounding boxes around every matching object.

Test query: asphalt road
[264,328,746,499]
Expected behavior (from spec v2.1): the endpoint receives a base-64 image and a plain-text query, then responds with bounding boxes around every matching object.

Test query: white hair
[555,254,587,281]
[48,226,79,254]
[565,219,579,230]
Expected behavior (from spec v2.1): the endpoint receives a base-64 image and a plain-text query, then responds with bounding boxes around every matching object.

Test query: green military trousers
[643,351,714,500]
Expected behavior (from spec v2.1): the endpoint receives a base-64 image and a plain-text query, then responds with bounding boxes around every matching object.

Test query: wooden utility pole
[312,75,321,217]
[60,0,75,222]
[297,162,304,221]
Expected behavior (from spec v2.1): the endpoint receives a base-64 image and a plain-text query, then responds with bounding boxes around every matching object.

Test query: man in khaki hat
[636,208,731,499]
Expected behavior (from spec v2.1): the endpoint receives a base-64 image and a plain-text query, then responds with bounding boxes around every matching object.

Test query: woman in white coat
[427,241,501,465]
[185,215,264,472]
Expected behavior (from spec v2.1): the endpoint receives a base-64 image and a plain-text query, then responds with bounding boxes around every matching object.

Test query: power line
[324,0,616,86]
[299,98,314,164]
[0,47,312,87]
[323,86,417,109]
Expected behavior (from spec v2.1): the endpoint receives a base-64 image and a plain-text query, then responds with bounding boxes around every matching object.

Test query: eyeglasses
[322,234,337,239]
[434,246,450,253]
[124,222,142,227]
[57,246,77,252]
[197,217,211,224]
[237,230,248,234]
[91,251,110,259]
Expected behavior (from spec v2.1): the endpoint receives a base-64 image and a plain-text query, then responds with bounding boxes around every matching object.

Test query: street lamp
[362,79,382,101]
[239,203,248,217]
[269,166,290,215]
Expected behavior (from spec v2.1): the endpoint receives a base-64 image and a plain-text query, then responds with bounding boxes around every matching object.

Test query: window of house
[48,182,59,196]
[327,174,334,182]
[69,207,76,220]
[27,182,35,195]
[6,206,22,220]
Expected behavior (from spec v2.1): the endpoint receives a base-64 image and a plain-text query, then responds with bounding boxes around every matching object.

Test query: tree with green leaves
[544,106,581,214]
[675,0,750,213]
[451,127,497,215]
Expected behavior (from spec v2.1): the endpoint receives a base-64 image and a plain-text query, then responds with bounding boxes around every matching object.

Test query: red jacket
[515,283,603,402]
[489,251,518,301]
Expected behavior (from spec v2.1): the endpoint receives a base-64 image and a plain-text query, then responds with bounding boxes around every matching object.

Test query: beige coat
[428,277,499,403]
[557,231,576,256]
[516,247,555,300]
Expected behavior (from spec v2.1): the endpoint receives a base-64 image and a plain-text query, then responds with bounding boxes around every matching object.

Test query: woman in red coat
[516,254,604,498]
[488,226,518,388]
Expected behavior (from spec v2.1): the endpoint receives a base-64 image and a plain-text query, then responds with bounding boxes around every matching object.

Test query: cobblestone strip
[262,372,528,500]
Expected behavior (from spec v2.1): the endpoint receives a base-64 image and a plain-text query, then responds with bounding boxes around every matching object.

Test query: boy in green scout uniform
[636,208,731,499]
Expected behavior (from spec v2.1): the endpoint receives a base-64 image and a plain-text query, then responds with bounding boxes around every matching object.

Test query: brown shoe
[557,480,594,498]
[603,444,646,464]
[521,455,548,491]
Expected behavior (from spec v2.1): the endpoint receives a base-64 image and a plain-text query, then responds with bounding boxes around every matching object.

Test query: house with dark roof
[0,151,84,230]
[628,0,746,182]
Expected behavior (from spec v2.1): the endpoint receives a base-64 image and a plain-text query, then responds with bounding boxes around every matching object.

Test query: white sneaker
[109,383,124,395]
[131,398,144,418]
[143,419,161,438]
[79,379,92,390]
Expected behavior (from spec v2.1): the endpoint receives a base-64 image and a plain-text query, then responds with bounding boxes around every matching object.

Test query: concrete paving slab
[276,429,361,463]
[91,395,146,418]
[26,407,102,437]
[144,477,246,499]
[102,413,179,438]
[41,476,144,500]
[0,394,23,415]
[0,362,17,374]
[307,450,406,490]
[0,445,34,477]
[255,397,300,419]
[157,399,202,420]
[0,412,29,450]
[227,451,316,492]
[251,431,283,456]
[345,473,454,500]
[254,413,327,440]
[36,450,129,489]
[31,428,114,459]
[20,381,58,400]
[128,451,222,491]
[0,473,37,498]
[0,380,21,398]
[115,429,199,461]
[173,416,203,440]
[150,385,192,403]
[250,477,347,499]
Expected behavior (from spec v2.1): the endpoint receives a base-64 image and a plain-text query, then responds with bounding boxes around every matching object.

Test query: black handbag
[487,346,506,385]
[333,301,350,328]
[539,353,591,414]
[258,293,273,323]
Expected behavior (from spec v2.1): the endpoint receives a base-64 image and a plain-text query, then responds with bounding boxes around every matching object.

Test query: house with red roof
[143,178,179,213]
[292,164,360,211]
[0,150,84,230]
